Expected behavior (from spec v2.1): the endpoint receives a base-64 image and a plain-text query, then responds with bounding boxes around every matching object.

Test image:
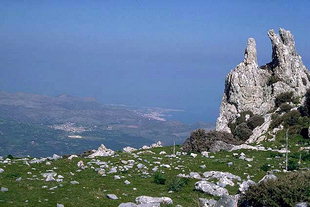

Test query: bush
[153,172,166,185]
[279,103,292,113]
[239,171,310,207]
[247,115,265,130]
[299,89,310,117]
[234,123,253,141]
[260,163,271,172]
[275,92,294,107]
[287,159,299,171]
[167,177,189,192]
[182,129,240,152]
[282,110,301,126]
[6,154,14,159]
[267,75,281,86]
[269,115,283,129]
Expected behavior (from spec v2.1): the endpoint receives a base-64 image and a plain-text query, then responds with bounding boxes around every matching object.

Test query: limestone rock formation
[216,28,310,141]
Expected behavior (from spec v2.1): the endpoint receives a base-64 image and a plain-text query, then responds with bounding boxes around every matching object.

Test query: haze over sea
[0,1,309,124]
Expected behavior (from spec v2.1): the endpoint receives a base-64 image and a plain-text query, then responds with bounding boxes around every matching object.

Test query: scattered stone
[259,174,277,183]
[118,203,137,207]
[199,198,217,207]
[195,181,228,197]
[190,153,197,158]
[68,155,78,160]
[201,151,209,157]
[1,187,8,192]
[57,204,64,207]
[123,147,137,153]
[239,180,256,193]
[135,196,173,205]
[70,181,79,185]
[107,194,118,200]
[0,168,4,173]
[215,195,238,207]
[295,202,308,207]
[124,180,131,185]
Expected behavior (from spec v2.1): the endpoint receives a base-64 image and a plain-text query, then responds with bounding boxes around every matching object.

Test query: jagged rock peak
[216,28,310,142]
[268,28,297,68]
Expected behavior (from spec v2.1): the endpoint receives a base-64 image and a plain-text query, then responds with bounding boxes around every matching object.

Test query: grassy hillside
[0,131,309,207]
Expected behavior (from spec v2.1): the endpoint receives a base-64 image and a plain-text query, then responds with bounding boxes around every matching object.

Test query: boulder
[215,195,238,207]
[135,196,173,205]
[107,194,118,200]
[295,203,308,207]
[199,198,217,207]
[195,181,229,197]
[88,144,115,158]
[123,146,137,153]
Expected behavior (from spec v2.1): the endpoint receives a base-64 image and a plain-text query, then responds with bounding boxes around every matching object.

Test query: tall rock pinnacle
[216,28,310,142]
[244,38,258,66]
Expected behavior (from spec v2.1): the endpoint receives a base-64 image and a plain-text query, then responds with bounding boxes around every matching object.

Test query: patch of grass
[167,177,189,192]
[153,172,166,185]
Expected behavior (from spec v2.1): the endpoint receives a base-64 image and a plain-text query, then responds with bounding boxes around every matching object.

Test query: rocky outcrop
[88,144,115,158]
[216,28,310,141]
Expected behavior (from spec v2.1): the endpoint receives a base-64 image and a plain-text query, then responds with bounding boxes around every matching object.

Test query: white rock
[135,196,173,205]
[239,180,256,193]
[124,180,131,185]
[57,204,64,207]
[88,144,115,158]
[70,181,79,185]
[190,153,197,158]
[68,155,78,160]
[0,168,4,173]
[123,146,137,153]
[107,194,118,200]
[201,151,209,157]
[195,181,228,197]
[77,161,85,169]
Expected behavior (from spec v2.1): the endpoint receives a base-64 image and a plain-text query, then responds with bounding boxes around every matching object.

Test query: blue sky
[0,1,309,123]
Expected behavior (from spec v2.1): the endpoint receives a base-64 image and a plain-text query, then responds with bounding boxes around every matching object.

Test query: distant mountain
[0,91,213,157]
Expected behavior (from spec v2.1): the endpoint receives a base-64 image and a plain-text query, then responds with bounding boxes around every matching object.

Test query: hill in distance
[0,91,213,157]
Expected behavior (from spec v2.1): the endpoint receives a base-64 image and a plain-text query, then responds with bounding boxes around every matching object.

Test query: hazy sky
[0,1,309,123]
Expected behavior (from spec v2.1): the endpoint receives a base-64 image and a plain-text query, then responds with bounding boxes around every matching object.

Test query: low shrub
[275,92,294,107]
[287,159,299,171]
[260,163,271,172]
[234,123,253,141]
[282,110,301,126]
[167,177,189,192]
[239,171,310,207]
[247,115,265,130]
[267,75,281,86]
[182,129,240,152]
[299,89,310,117]
[279,103,292,113]
[153,172,166,185]
[6,154,14,159]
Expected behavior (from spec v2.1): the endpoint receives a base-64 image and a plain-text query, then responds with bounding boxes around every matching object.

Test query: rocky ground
[0,135,309,207]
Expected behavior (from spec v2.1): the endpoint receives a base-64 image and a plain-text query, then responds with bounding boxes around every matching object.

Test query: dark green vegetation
[228,111,265,141]
[0,91,212,157]
[182,129,241,152]
[239,171,310,207]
